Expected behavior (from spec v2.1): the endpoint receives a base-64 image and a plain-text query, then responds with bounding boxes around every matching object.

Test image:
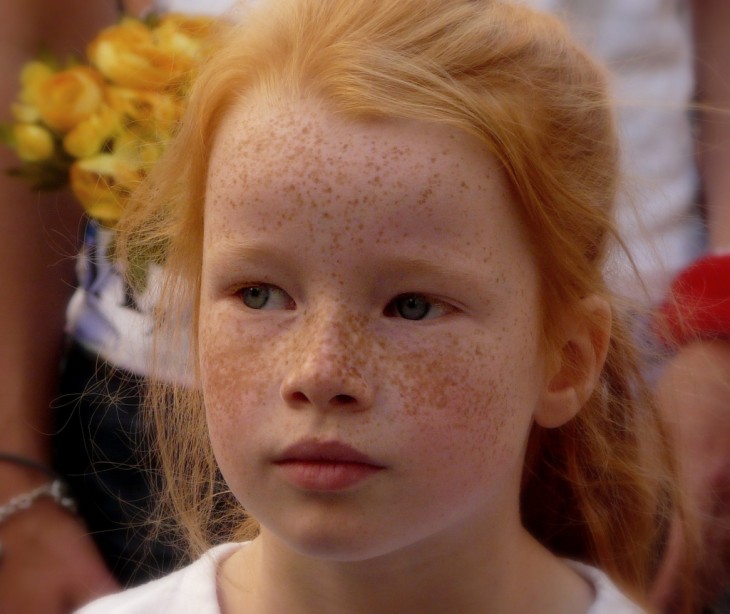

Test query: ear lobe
[534,295,612,429]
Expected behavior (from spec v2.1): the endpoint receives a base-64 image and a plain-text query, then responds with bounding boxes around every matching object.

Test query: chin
[285,526,387,562]
[262,511,404,563]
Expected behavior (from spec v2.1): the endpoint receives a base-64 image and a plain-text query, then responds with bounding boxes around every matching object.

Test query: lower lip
[274,461,383,491]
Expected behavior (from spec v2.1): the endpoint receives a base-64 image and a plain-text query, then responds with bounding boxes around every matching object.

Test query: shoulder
[565,560,647,614]
[76,543,244,614]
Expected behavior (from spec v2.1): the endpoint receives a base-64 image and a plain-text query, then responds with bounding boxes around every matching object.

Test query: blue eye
[237,284,293,310]
[386,294,438,321]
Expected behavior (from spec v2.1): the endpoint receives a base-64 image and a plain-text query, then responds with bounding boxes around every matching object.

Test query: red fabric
[656,253,730,346]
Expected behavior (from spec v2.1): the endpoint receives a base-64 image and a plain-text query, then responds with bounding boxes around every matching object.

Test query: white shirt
[76,543,647,613]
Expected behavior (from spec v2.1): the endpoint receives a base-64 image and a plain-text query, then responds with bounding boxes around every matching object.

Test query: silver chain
[0,479,77,524]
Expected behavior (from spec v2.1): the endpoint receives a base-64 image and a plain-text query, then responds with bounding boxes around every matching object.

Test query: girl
[79,0,692,611]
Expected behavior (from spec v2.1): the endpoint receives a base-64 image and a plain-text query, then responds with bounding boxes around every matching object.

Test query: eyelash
[236,284,295,310]
[384,293,452,321]
[235,284,453,321]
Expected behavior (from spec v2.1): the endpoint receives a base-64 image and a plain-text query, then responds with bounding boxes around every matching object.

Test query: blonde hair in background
[116,0,695,608]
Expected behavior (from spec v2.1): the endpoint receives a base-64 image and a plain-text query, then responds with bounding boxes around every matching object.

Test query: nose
[280,312,374,412]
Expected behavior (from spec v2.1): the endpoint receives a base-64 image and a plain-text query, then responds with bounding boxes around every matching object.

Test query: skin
[199,94,596,613]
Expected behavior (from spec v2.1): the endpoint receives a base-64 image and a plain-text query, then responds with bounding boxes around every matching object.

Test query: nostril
[284,391,358,406]
[290,391,309,404]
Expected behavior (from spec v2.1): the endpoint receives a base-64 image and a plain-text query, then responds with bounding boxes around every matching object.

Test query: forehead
[209,95,486,187]
[205,94,521,242]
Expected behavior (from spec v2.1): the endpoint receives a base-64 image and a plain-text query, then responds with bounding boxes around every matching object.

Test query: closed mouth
[272,439,385,490]
[274,439,383,467]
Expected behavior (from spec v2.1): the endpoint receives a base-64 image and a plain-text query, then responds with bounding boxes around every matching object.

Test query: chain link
[0,479,77,525]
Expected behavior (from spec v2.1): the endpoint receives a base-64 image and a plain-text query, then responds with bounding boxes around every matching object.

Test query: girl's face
[199,95,551,561]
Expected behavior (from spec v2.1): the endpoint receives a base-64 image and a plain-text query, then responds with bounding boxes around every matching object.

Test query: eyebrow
[205,241,293,269]
[206,240,490,291]
[374,256,486,288]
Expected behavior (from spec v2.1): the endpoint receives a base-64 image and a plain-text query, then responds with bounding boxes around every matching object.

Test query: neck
[218,518,594,614]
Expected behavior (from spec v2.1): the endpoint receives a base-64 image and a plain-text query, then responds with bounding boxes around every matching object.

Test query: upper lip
[274,439,383,466]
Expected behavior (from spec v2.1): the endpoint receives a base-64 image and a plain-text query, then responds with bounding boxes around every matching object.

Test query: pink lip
[273,440,384,491]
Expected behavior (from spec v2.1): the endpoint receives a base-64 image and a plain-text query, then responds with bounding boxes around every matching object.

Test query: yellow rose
[88,18,186,91]
[106,86,182,138]
[114,130,166,170]
[158,13,214,40]
[13,124,55,162]
[11,102,41,125]
[70,155,141,223]
[4,16,213,228]
[63,105,122,158]
[36,66,105,133]
[155,14,214,61]
[11,61,55,123]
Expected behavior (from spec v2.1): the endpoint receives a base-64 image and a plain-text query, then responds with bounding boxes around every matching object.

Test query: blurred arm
[693,0,730,249]
[0,2,122,611]
[0,0,119,497]
[652,2,730,608]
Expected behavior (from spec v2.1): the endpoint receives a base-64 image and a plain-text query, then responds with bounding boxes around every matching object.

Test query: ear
[534,295,612,429]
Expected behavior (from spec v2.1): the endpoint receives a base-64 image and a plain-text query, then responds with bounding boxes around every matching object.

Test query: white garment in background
[65,0,237,378]
[75,542,647,613]
[153,0,237,15]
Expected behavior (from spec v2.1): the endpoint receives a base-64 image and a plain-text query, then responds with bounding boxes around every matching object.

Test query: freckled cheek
[198,309,282,444]
[389,341,527,468]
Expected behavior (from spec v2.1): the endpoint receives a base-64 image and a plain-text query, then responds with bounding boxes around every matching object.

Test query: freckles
[199,318,280,458]
[388,328,524,476]
[291,306,376,380]
[393,334,507,458]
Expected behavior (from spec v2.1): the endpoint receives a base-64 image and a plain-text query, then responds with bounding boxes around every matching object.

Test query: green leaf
[35,47,61,70]
[6,163,69,191]
[143,12,162,28]
[0,124,15,147]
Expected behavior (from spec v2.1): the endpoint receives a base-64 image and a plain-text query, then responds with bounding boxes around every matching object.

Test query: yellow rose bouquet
[1,13,214,225]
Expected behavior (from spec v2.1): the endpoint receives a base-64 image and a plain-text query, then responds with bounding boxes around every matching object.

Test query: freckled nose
[280,316,374,412]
